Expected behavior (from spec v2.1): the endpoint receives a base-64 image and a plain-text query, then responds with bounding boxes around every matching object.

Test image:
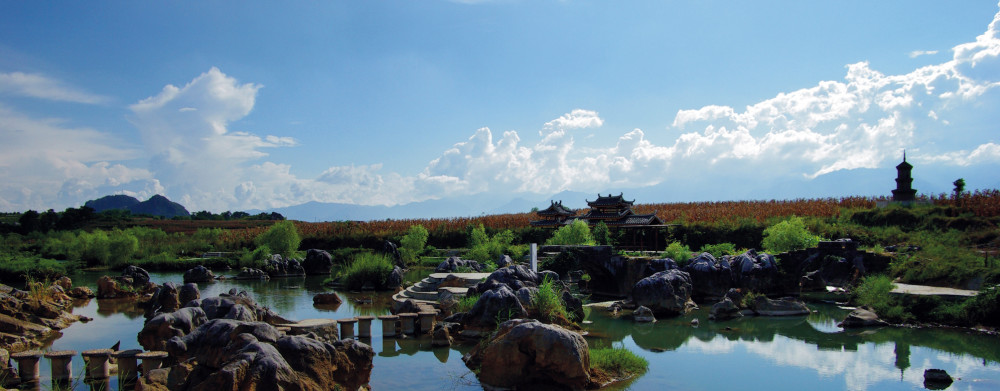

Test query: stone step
[411,280,438,292]
[401,288,439,301]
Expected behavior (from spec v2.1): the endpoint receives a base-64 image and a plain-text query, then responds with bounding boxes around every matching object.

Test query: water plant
[532,276,570,324]
[590,346,649,378]
[341,253,395,290]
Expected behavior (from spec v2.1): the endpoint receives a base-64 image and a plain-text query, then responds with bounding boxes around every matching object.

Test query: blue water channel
[24,270,1000,390]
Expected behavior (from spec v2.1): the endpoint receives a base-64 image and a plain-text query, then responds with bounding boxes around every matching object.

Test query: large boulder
[496,254,514,268]
[385,266,404,290]
[234,267,269,280]
[631,269,694,316]
[144,282,181,318]
[381,240,404,267]
[302,249,333,275]
[182,265,215,284]
[139,292,291,351]
[146,318,374,391]
[463,319,590,390]
[313,292,343,306]
[709,297,743,321]
[138,307,208,351]
[122,265,151,286]
[730,250,780,294]
[562,290,585,323]
[435,256,483,273]
[474,265,538,294]
[683,252,734,299]
[465,285,527,328]
[178,283,200,306]
[265,255,306,277]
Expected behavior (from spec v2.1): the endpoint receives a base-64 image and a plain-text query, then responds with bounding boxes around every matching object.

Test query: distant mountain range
[85,194,191,219]
[82,162,991,222]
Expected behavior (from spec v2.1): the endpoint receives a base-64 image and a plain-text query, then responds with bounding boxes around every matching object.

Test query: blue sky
[2,1,999,213]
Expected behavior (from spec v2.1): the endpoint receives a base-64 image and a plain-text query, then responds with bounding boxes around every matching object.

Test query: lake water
[23,270,1000,390]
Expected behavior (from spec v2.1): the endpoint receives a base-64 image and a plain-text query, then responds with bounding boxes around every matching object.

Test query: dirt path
[891,283,979,298]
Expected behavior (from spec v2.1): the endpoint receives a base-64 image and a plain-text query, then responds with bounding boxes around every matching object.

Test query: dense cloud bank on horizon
[2,5,1000,212]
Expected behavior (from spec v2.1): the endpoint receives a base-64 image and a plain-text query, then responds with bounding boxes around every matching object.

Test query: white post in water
[530,243,538,273]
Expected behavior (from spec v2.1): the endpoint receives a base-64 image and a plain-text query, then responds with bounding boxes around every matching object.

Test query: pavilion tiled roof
[586,193,635,208]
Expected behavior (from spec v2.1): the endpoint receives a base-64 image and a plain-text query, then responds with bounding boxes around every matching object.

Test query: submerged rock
[182,265,215,284]
[463,319,590,390]
[709,297,743,321]
[838,308,887,328]
[751,296,810,316]
[633,306,656,322]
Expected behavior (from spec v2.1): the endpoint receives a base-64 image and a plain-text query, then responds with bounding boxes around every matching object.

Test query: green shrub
[853,274,911,322]
[546,220,596,246]
[699,242,737,258]
[590,347,648,377]
[593,221,613,246]
[239,245,272,269]
[255,221,300,257]
[761,216,821,253]
[399,225,429,264]
[740,291,765,310]
[663,241,693,265]
[454,293,480,313]
[532,276,571,323]
[342,253,395,290]
[465,225,518,263]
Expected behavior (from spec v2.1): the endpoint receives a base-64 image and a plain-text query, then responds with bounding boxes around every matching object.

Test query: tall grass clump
[590,346,649,378]
[532,277,571,323]
[761,216,821,253]
[454,293,481,313]
[342,253,395,290]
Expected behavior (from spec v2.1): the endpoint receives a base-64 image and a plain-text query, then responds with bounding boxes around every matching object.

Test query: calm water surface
[23,270,1000,390]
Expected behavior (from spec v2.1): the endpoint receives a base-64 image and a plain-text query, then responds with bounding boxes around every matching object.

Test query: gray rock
[183,265,215,283]
[302,249,333,275]
[122,265,151,286]
[709,297,742,321]
[633,306,656,322]
[462,319,590,390]
[838,307,887,328]
[631,269,694,316]
[179,283,200,306]
[466,285,527,328]
[436,256,483,273]
[561,290,585,322]
[266,254,306,277]
[751,296,810,316]
[474,265,539,294]
[538,270,560,283]
[235,267,269,280]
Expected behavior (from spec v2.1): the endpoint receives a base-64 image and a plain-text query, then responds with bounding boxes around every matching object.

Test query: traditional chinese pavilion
[530,200,577,227]
[530,193,667,250]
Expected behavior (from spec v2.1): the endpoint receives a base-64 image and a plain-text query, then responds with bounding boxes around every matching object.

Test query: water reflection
[588,305,1000,391]
[38,270,1000,391]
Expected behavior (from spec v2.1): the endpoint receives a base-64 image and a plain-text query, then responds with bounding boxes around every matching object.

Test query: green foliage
[465,224,518,263]
[590,346,649,377]
[454,293,480,313]
[761,216,821,253]
[853,274,911,322]
[698,242,737,258]
[545,220,596,246]
[342,253,396,291]
[255,221,300,257]
[663,241,693,265]
[399,225,429,264]
[0,253,68,281]
[593,221,613,246]
[531,276,571,323]
[239,245,272,269]
[107,229,139,268]
[740,291,765,310]
[888,230,997,285]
